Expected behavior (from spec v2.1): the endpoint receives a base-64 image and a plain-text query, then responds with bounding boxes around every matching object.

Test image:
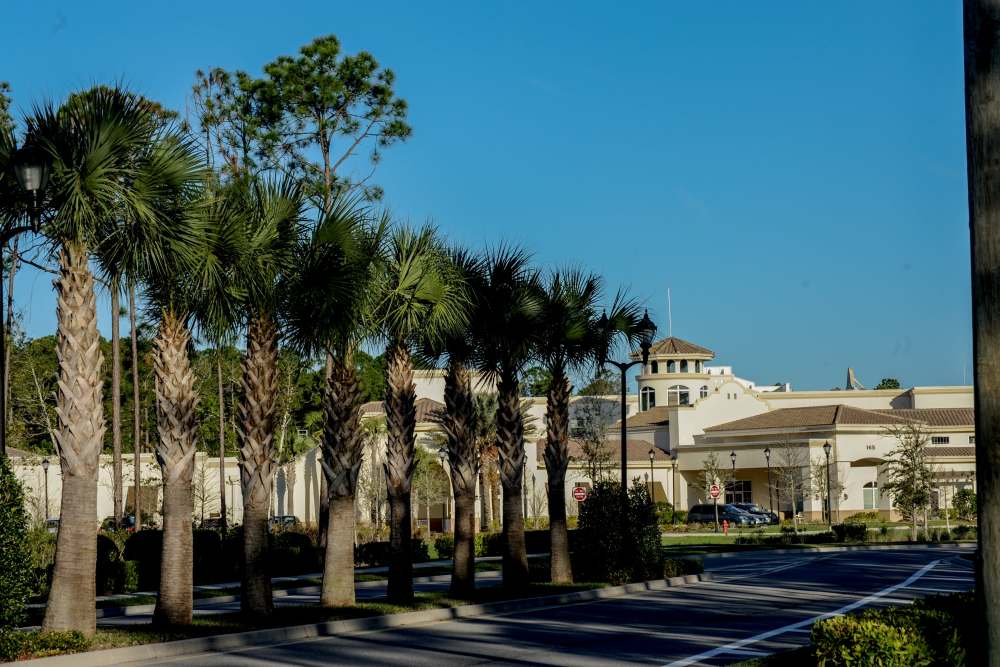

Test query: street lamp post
[764,447,773,514]
[729,451,737,501]
[2,144,49,458]
[823,441,833,528]
[41,458,50,521]
[598,309,656,497]
[648,448,655,503]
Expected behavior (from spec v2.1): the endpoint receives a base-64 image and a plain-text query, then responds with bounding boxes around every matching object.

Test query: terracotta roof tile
[622,406,671,428]
[647,337,714,357]
[360,397,446,423]
[927,446,976,457]
[535,438,671,463]
[872,408,975,427]
[704,405,913,432]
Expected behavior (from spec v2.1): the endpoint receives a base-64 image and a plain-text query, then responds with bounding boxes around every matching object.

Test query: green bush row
[0,629,89,662]
[811,591,973,666]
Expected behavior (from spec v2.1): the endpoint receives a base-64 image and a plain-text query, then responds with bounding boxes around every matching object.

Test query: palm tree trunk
[319,357,365,606]
[43,244,106,637]
[319,354,333,548]
[480,469,491,531]
[238,313,279,618]
[965,4,1000,658]
[130,284,142,528]
[491,467,501,530]
[151,309,198,625]
[544,366,573,583]
[217,352,227,532]
[441,359,478,596]
[496,367,528,590]
[384,341,416,603]
[111,283,123,527]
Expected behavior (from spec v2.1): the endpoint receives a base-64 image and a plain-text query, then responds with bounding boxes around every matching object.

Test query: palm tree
[474,247,541,590]
[282,194,388,606]
[424,249,485,597]
[230,177,304,618]
[535,272,641,583]
[374,226,468,603]
[92,95,202,530]
[25,86,165,635]
[473,394,500,531]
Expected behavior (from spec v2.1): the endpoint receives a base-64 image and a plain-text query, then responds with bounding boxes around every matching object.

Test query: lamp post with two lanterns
[597,309,656,498]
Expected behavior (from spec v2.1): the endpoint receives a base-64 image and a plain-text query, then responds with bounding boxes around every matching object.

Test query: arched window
[667,360,676,373]
[700,385,709,399]
[641,387,656,411]
[667,385,690,406]
[863,481,879,510]
[680,360,689,373]
[650,360,659,374]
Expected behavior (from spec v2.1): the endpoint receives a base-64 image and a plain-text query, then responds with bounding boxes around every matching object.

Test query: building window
[700,385,709,399]
[667,360,676,373]
[650,360,658,374]
[667,385,690,406]
[970,436,976,444]
[728,480,752,503]
[931,436,950,445]
[696,361,704,373]
[863,481,879,510]
[680,360,689,373]
[641,387,656,411]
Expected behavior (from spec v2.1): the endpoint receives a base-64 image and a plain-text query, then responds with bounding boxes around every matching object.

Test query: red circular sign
[709,484,721,499]
[572,486,588,502]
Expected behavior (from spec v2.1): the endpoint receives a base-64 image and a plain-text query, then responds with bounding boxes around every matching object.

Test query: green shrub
[832,523,868,543]
[0,455,32,628]
[953,525,975,540]
[812,614,930,666]
[434,534,455,560]
[96,533,126,595]
[662,558,703,578]
[573,480,661,584]
[192,529,225,583]
[0,629,89,661]
[25,524,55,600]
[272,531,319,575]
[672,510,687,524]
[953,488,977,521]
[811,592,973,666]
[844,511,880,524]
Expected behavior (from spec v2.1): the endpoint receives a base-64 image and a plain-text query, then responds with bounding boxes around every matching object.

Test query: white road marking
[661,559,942,667]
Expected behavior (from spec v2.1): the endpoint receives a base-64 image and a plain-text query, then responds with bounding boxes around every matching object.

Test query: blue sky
[3,2,970,390]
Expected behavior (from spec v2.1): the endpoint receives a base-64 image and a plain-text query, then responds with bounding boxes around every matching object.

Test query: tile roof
[872,408,975,427]
[360,397,446,423]
[647,337,715,357]
[927,447,976,458]
[536,438,671,463]
[704,405,915,432]
[621,406,671,428]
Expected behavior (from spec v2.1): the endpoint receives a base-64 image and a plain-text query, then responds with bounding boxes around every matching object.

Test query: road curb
[697,541,976,561]
[13,573,712,666]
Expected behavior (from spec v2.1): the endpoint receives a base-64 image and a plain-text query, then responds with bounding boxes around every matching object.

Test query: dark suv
[732,503,780,525]
[686,503,757,526]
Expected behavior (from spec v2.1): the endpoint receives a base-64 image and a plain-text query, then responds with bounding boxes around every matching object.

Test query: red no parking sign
[572,486,588,502]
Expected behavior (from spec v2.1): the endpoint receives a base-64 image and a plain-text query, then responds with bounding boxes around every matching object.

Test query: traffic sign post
[710,483,721,532]
[572,486,588,503]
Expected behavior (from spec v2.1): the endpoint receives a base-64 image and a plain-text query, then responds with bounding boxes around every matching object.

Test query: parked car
[100,515,137,531]
[732,502,780,525]
[269,515,301,530]
[686,503,758,527]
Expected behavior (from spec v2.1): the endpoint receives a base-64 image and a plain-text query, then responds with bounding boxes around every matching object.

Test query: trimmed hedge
[662,558,703,579]
[831,523,869,543]
[0,455,31,628]
[0,629,88,662]
[811,592,972,666]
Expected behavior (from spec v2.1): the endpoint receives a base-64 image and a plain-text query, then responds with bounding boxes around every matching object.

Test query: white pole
[667,288,673,337]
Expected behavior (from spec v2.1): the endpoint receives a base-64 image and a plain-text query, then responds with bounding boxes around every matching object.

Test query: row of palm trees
[0,86,643,635]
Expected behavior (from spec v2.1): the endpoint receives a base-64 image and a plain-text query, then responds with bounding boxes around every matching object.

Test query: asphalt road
[120,546,975,666]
